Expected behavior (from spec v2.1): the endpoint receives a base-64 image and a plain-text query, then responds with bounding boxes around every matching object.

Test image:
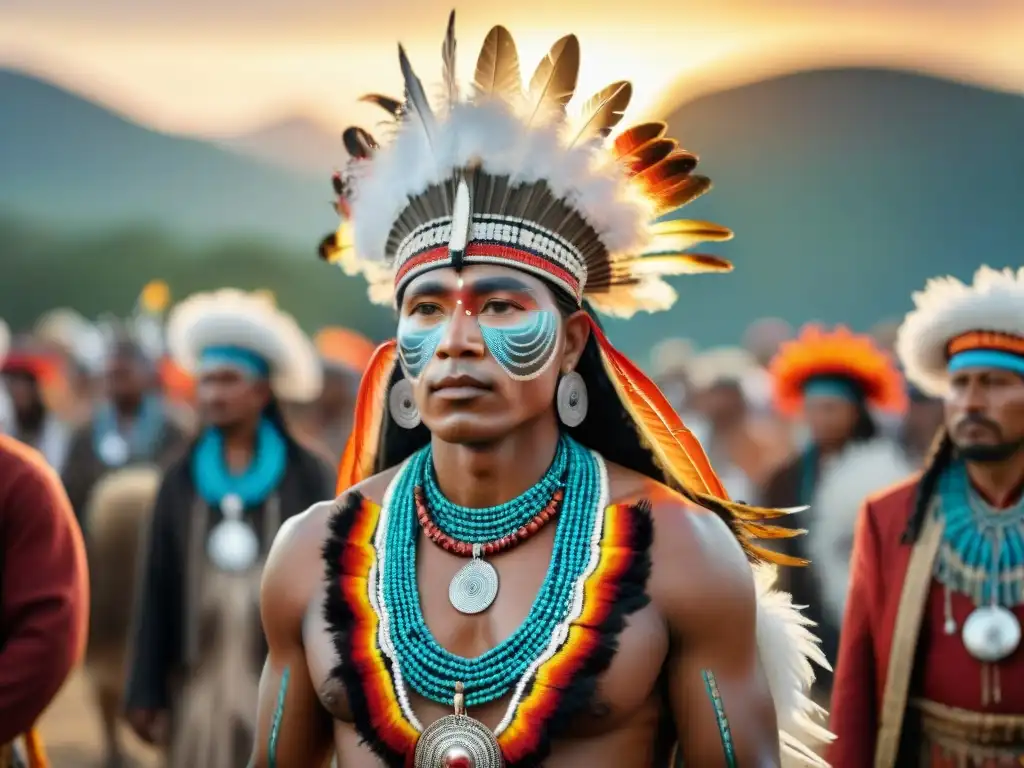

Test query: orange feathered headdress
[315,327,377,374]
[769,324,907,417]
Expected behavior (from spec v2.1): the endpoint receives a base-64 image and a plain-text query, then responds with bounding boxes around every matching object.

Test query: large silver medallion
[449,547,499,615]
[206,493,259,573]
[99,433,129,466]
[962,605,1022,662]
[414,683,504,768]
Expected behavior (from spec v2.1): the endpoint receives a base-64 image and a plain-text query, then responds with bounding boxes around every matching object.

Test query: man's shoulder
[0,433,60,489]
[863,473,921,528]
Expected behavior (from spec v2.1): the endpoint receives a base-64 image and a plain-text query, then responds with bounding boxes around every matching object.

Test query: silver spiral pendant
[449,558,499,615]
[414,715,504,768]
[961,605,1022,662]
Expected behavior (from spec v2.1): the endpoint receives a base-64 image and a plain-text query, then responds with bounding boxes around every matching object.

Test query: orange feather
[24,728,48,768]
[587,317,726,498]
[337,339,398,493]
[652,175,712,215]
[620,138,676,175]
[612,121,666,158]
[636,150,699,192]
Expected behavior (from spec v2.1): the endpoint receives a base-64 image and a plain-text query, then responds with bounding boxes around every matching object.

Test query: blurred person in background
[900,383,946,467]
[762,324,910,702]
[0,431,89,768]
[688,346,793,502]
[648,337,708,443]
[124,288,334,768]
[1,337,71,472]
[62,329,189,530]
[83,466,162,768]
[743,317,794,369]
[33,307,106,427]
[307,326,375,463]
[831,267,1024,767]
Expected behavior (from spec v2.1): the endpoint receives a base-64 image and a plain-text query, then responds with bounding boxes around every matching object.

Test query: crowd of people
[2,10,1023,768]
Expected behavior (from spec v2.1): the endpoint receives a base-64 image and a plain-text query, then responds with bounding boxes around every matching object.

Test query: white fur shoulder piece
[896,265,1024,396]
[808,439,914,628]
[166,288,322,403]
[753,563,834,766]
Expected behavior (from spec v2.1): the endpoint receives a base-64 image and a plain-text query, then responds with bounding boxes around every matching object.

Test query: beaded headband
[318,11,736,318]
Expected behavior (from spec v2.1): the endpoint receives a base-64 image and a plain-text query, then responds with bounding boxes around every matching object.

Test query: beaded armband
[701,669,737,768]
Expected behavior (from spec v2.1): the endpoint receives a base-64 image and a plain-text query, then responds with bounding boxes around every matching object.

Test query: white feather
[753,563,835,766]
[896,265,1024,397]
[166,288,322,403]
[807,439,914,628]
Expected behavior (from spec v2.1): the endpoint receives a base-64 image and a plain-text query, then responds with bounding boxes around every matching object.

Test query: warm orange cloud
[1,1,1021,136]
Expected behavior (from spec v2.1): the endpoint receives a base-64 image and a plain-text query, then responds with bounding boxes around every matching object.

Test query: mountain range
[2,66,1023,351]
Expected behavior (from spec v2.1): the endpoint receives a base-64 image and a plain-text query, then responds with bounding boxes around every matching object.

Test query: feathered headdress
[318,12,734,317]
[896,266,1024,397]
[770,324,907,417]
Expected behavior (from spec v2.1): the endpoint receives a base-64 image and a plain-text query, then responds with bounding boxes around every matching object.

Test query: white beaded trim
[369,451,610,737]
[394,214,588,292]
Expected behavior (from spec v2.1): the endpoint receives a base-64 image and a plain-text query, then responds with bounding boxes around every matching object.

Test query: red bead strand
[414,486,563,557]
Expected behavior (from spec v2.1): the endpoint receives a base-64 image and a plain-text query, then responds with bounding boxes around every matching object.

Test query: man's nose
[435,310,485,360]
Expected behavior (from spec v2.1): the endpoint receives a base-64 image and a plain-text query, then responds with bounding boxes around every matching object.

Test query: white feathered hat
[167,289,322,403]
[896,266,1024,397]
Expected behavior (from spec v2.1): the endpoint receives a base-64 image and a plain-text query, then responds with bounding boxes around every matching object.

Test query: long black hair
[902,427,954,543]
[373,284,745,537]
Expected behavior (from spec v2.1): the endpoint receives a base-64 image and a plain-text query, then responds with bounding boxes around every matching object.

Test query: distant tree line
[0,213,395,340]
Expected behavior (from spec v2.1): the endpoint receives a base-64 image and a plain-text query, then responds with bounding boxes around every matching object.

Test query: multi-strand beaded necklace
[322,433,655,767]
[381,435,602,707]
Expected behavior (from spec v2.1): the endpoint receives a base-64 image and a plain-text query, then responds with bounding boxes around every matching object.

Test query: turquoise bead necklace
[935,460,1024,608]
[421,435,568,541]
[380,434,603,706]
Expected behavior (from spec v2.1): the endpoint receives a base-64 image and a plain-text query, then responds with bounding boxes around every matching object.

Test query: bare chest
[305,529,668,741]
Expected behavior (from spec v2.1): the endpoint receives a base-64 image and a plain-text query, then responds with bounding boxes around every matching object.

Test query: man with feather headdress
[253,13,830,768]
[124,289,334,768]
[830,267,1024,767]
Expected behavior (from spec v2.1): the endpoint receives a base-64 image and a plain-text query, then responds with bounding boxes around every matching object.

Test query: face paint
[397,320,445,381]
[479,310,558,381]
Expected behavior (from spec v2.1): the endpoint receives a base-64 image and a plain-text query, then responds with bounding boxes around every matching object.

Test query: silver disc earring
[389,378,421,429]
[557,371,588,427]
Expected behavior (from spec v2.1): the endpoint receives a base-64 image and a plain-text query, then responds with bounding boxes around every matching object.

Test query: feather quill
[359,93,403,117]
[441,10,458,109]
[526,34,580,125]
[571,81,633,146]
[337,340,398,492]
[398,44,437,146]
[613,122,666,157]
[448,179,472,268]
[473,26,523,102]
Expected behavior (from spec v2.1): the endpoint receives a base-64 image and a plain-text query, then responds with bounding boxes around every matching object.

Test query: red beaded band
[414,487,563,558]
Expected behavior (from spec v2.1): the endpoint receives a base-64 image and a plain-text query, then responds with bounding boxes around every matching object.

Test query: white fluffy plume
[896,265,1024,397]
[753,563,834,766]
[808,439,914,628]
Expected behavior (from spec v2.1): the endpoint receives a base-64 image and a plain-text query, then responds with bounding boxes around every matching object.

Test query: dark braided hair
[901,426,954,543]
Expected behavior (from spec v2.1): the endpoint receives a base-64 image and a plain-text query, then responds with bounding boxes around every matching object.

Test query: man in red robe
[829,266,1024,766]
[0,433,90,767]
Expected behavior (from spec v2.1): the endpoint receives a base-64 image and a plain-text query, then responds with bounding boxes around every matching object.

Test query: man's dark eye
[482,300,518,314]
[412,304,441,316]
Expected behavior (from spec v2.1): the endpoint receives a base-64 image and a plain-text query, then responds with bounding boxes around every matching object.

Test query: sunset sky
[2,0,1022,138]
